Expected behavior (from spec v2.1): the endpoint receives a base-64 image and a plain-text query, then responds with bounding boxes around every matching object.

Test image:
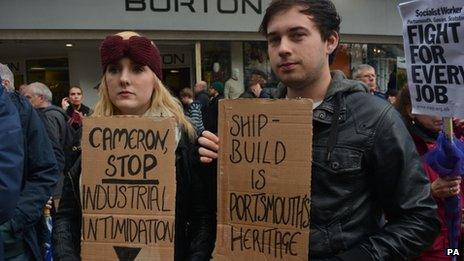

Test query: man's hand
[45,197,53,210]
[431,177,461,199]
[198,131,219,163]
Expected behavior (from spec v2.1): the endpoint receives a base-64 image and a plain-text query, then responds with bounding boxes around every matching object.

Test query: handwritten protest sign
[81,116,176,261]
[399,0,464,118]
[215,99,313,260]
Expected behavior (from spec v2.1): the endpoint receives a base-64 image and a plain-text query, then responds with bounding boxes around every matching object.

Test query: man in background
[194,81,210,109]
[204,81,224,134]
[239,69,271,98]
[352,64,387,99]
[23,82,67,200]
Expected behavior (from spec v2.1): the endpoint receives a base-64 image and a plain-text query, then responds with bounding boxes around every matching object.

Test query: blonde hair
[93,31,197,141]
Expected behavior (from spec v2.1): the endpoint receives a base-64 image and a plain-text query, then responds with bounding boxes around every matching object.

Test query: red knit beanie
[100,35,163,81]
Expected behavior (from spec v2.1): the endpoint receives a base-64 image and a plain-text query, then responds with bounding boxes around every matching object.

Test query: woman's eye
[133,65,145,73]
[107,66,120,74]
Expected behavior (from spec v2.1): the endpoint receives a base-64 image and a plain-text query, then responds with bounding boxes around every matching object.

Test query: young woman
[61,86,91,115]
[53,31,214,261]
[61,86,92,129]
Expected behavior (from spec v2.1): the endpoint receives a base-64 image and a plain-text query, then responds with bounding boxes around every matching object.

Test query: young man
[198,0,440,260]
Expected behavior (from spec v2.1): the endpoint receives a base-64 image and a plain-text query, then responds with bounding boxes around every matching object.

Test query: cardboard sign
[399,0,464,117]
[215,99,313,260]
[81,116,177,261]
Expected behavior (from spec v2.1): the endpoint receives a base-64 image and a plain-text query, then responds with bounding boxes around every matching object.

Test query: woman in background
[395,87,463,261]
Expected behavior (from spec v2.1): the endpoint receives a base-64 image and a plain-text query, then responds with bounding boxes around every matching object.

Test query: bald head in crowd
[0,63,15,91]
[194,81,207,94]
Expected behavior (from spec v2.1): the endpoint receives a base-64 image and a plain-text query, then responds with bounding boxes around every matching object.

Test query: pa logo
[446,248,460,256]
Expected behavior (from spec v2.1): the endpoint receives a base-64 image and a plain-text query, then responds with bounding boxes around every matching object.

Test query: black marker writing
[82,184,171,212]
[82,216,174,245]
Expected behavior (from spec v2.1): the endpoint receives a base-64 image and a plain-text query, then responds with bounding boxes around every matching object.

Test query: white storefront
[0,0,407,106]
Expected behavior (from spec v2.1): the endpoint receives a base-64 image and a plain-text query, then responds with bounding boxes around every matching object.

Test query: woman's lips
[118,91,134,98]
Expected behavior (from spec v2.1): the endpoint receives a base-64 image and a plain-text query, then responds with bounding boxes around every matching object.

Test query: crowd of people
[1,0,464,260]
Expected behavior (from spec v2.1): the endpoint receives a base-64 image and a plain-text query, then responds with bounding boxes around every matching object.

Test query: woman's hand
[61,97,70,110]
[198,131,219,163]
[431,177,461,199]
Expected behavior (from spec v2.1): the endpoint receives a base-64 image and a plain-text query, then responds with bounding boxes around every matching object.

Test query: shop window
[159,45,195,96]
[365,44,404,92]
[26,58,69,106]
[163,68,191,97]
[331,43,405,93]
[331,44,353,78]
[241,41,405,94]
[201,41,231,86]
[243,41,279,88]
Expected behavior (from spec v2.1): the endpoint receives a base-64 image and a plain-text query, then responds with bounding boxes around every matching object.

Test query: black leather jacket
[53,131,214,261]
[275,72,440,260]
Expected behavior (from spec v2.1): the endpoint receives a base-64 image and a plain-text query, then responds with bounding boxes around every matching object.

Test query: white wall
[67,46,101,107]
[334,0,405,36]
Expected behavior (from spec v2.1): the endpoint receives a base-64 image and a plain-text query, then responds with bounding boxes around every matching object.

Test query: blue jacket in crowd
[0,81,23,261]
[0,90,59,260]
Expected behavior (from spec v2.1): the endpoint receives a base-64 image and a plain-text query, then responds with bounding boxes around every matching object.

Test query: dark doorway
[163,67,190,97]
[26,58,69,106]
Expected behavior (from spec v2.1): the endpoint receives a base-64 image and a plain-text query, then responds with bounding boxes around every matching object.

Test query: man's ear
[326,31,339,55]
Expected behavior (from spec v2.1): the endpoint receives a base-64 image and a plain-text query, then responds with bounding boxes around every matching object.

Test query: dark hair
[251,69,267,80]
[393,86,412,127]
[386,88,398,97]
[69,85,83,95]
[259,0,341,64]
